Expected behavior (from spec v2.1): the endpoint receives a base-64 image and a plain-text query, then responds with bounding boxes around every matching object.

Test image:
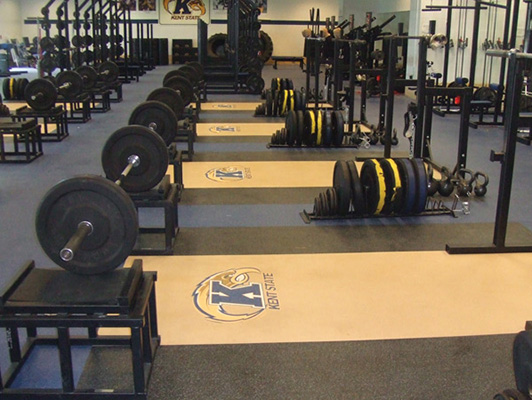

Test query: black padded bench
[272,56,305,70]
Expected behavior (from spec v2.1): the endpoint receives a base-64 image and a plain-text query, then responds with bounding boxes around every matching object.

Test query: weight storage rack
[301,198,459,224]
[0,260,160,399]
[13,105,69,142]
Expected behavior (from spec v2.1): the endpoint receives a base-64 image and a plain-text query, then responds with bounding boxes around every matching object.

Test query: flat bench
[271,56,305,70]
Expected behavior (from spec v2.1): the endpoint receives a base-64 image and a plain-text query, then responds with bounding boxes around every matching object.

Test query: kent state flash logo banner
[193,267,281,322]
[159,0,210,24]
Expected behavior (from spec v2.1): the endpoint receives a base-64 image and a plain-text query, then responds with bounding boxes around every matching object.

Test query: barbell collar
[60,221,93,262]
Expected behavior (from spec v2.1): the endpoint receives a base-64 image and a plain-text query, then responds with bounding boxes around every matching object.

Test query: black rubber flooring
[146,335,516,400]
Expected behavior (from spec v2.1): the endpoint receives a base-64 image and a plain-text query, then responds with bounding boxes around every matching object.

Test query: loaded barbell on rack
[24,70,84,111]
[36,125,171,275]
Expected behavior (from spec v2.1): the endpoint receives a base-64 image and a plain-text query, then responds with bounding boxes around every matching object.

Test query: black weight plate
[296,110,304,146]
[40,36,56,52]
[246,74,265,94]
[84,34,93,47]
[280,127,287,145]
[186,61,204,78]
[163,75,194,106]
[360,159,387,215]
[379,159,401,215]
[287,79,294,90]
[294,90,301,111]
[285,110,297,146]
[179,64,200,85]
[272,91,280,116]
[303,110,315,146]
[333,160,352,216]
[319,192,330,216]
[17,78,29,101]
[76,65,98,90]
[314,194,322,216]
[332,110,345,147]
[163,69,184,85]
[43,75,58,87]
[84,50,94,63]
[102,125,169,192]
[514,330,532,396]
[280,79,288,91]
[410,158,428,214]
[322,110,333,147]
[327,188,338,216]
[72,34,85,48]
[147,87,185,121]
[35,175,138,275]
[346,160,366,216]
[40,53,58,74]
[25,78,58,111]
[169,68,196,86]
[57,70,84,99]
[2,79,10,100]
[98,61,119,83]
[271,78,280,92]
[395,159,417,215]
[129,100,177,146]
[266,90,273,116]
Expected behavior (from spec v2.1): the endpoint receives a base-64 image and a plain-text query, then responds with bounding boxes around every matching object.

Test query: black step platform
[0,260,160,399]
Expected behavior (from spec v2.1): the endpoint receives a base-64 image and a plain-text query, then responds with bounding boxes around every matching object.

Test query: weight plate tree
[36,175,138,275]
[101,125,170,193]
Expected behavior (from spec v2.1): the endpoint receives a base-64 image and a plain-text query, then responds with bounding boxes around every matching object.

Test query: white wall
[0,0,23,41]
[16,0,342,58]
[414,0,525,86]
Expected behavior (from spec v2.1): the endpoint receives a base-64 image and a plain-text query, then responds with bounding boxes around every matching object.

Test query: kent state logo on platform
[205,166,252,182]
[193,268,281,322]
[208,125,240,133]
[163,0,207,20]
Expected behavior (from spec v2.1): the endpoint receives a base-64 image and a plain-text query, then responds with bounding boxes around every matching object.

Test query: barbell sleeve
[60,221,93,262]
[114,154,140,186]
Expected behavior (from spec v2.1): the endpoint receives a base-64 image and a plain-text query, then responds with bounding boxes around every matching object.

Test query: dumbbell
[24,71,84,111]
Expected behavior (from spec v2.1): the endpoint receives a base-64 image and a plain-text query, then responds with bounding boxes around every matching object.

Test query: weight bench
[271,56,305,70]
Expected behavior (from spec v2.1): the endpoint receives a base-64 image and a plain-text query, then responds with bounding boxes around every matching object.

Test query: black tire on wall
[259,31,273,63]
[207,33,228,58]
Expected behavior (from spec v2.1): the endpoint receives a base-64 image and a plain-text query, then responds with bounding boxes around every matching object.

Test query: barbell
[36,125,170,275]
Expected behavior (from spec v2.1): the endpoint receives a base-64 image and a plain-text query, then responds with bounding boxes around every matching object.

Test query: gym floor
[0,63,531,398]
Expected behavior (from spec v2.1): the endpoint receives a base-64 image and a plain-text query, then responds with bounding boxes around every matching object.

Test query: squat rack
[447,49,532,254]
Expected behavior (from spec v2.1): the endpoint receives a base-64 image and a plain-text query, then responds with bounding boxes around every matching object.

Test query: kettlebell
[391,128,399,146]
[456,169,475,197]
[438,166,454,196]
[473,172,489,197]
[426,164,440,196]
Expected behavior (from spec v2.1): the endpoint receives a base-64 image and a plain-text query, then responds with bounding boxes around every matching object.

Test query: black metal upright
[447,50,532,254]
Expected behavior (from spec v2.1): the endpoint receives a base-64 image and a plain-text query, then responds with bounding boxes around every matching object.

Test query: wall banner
[159,0,210,25]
